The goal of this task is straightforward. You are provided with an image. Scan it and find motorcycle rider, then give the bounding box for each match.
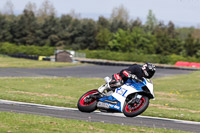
[98,62,156,93]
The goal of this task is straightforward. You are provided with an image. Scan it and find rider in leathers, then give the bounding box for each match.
[98,63,156,93]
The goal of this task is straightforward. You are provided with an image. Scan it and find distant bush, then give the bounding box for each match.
[1,42,200,64]
[79,50,200,64]
[0,42,54,56]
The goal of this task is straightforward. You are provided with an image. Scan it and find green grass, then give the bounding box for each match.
[145,71,200,121]
[0,77,102,108]
[0,71,200,121]
[0,112,191,133]
[0,55,81,68]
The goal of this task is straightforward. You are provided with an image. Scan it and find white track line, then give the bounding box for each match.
[0,99,200,125]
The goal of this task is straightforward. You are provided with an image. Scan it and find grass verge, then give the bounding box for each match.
[0,55,81,68]
[0,112,191,133]
[0,72,199,121]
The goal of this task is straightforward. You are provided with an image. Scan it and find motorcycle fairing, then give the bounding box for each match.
[125,79,146,91]
[98,95,121,111]
[99,79,147,112]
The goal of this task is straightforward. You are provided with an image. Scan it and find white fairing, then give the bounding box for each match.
[144,78,155,98]
[111,78,154,112]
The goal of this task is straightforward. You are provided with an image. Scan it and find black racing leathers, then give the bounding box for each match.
[109,64,144,88]
[119,64,144,83]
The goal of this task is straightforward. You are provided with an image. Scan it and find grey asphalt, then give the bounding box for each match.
[0,100,199,133]
[0,64,192,78]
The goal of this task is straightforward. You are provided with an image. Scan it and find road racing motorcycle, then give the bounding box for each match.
[77,77,154,117]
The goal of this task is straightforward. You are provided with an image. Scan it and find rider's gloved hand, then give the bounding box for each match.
[129,74,142,82]
[127,73,135,79]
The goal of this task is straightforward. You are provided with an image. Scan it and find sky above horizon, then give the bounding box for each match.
[0,0,200,28]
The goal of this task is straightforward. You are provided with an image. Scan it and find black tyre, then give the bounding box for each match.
[123,95,149,117]
[77,89,98,112]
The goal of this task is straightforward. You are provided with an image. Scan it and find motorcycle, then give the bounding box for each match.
[77,76,155,117]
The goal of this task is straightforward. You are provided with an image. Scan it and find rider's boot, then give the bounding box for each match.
[98,83,110,94]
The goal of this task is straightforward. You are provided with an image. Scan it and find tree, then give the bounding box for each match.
[111,4,129,23]
[11,10,39,45]
[145,9,158,32]
[97,16,110,29]
[95,28,112,49]
[3,0,14,15]
[108,29,133,52]
[37,0,56,23]
[130,18,142,30]
[24,1,37,14]
[65,18,82,49]
[69,10,81,19]
[191,29,200,39]
[154,22,182,55]
[0,14,13,41]
[184,34,198,56]
[110,5,129,32]
[167,21,177,38]
[176,27,194,40]
[40,15,61,46]
[195,39,200,58]
[74,19,98,50]
[131,27,157,54]
[56,15,73,48]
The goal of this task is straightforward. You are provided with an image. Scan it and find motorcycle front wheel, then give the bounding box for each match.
[123,95,149,117]
[77,89,98,112]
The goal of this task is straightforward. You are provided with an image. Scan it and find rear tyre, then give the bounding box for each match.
[123,95,149,117]
[77,89,98,112]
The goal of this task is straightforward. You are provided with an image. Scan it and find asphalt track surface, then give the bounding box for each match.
[0,100,199,133]
[0,64,192,78]
[0,65,199,132]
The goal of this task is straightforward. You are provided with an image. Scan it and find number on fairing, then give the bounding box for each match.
[116,88,127,97]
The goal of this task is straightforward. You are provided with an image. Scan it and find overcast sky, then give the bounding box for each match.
[0,0,200,27]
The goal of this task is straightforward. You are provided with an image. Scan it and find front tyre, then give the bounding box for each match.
[77,89,98,112]
[123,95,149,117]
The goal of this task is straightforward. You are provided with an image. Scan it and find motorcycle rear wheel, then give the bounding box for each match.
[123,95,149,117]
[77,89,98,112]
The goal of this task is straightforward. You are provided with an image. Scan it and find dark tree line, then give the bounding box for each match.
[0,1,200,58]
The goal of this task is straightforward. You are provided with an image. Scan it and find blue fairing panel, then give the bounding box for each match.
[99,95,121,111]
[125,79,146,91]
